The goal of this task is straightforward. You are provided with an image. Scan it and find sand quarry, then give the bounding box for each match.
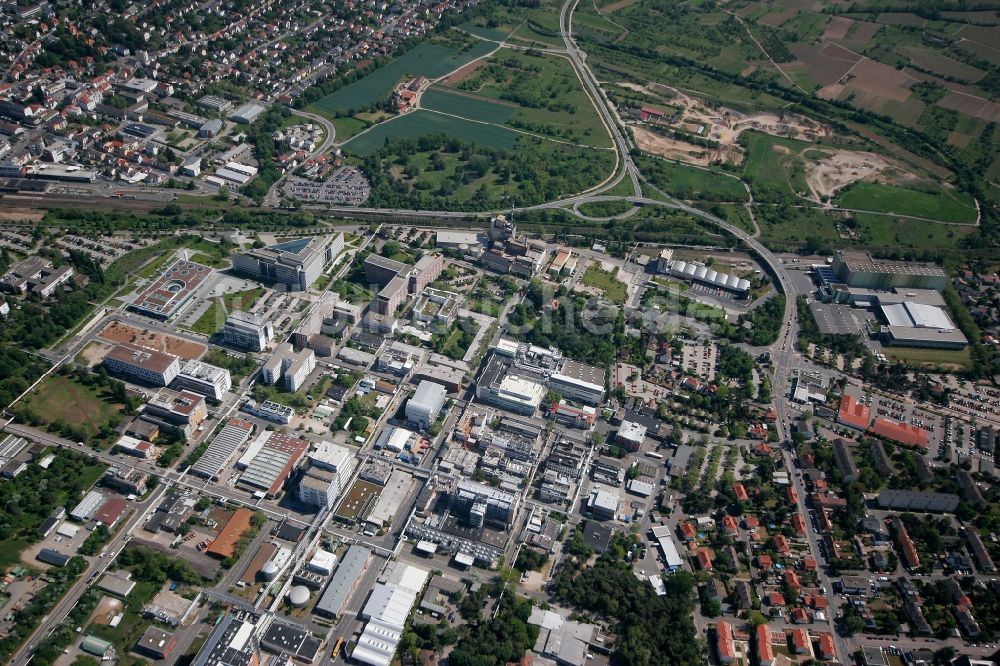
[804,148,911,199]
[621,82,832,164]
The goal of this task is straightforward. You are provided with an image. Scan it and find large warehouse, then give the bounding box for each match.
[878,301,968,349]
[830,251,948,291]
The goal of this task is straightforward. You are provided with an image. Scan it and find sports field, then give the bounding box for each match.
[835,182,978,224]
[308,41,497,116]
[343,110,521,155]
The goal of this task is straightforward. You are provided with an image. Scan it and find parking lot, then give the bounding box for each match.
[281,166,370,205]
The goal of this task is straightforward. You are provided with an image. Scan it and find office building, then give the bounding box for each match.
[588,489,619,520]
[261,342,316,392]
[406,380,447,429]
[0,256,74,297]
[364,254,408,287]
[374,275,408,316]
[231,234,344,291]
[222,311,274,351]
[241,399,294,424]
[451,480,517,527]
[104,343,182,386]
[297,442,356,509]
[616,420,646,453]
[145,388,207,425]
[408,253,444,294]
[173,360,232,401]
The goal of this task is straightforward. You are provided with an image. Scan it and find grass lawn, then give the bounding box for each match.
[582,264,628,304]
[853,212,972,253]
[135,250,177,279]
[190,288,264,335]
[189,252,231,269]
[21,375,124,438]
[882,346,972,371]
[638,157,749,201]
[0,539,32,570]
[332,116,369,142]
[740,131,813,200]
[836,182,978,224]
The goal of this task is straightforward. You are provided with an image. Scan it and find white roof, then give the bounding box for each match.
[905,302,955,329]
[362,583,418,629]
[309,549,336,572]
[694,266,708,280]
[705,270,718,283]
[383,427,412,452]
[671,261,687,275]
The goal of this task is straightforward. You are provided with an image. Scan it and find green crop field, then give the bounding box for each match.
[836,182,978,224]
[308,41,497,116]
[421,88,517,124]
[343,110,521,155]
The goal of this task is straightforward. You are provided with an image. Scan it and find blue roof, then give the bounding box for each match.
[269,237,312,254]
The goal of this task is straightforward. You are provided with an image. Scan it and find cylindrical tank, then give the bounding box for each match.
[288,585,310,607]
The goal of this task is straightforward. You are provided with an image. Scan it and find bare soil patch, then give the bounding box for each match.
[804,149,911,199]
[0,208,44,222]
[99,320,207,359]
[78,340,114,367]
[938,91,1000,122]
[441,59,487,86]
[836,59,913,102]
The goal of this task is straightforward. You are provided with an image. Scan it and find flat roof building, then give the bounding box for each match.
[314,544,371,618]
[104,343,182,387]
[832,251,949,291]
[452,479,517,527]
[134,626,177,660]
[406,380,447,429]
[229,102,266,124]
[129,259,211,320]
[260,342,316,392]
[223,311,274,351]
[231,234,344,291]
[877,489,959,512]
[173,359,232,401]
[0,256,74,297]
[190,418,254,479]
[144,388,208,427]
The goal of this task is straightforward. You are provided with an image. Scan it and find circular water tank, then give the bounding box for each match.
[288,586,310,607]
[261,561,279,581]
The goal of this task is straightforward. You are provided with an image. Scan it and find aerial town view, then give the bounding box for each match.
[0,0,1000,664]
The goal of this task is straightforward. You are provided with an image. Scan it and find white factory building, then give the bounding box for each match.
[405,381,447,429]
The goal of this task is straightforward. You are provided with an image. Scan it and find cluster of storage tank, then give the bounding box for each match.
[670,261,750,293]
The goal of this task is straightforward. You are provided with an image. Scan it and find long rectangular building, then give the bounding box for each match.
[190,418,254,480]
[314,544,371,618]
[104,343,182,386]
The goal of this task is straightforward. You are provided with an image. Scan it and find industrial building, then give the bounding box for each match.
[406,380,447,429]
[231,234,344,291]
[173,359,232,401]
[134,627,178,661]
[190,611,261,666]
[222,311,274,351]
[261,342,316,392]
[617,420,647,452]
[549,360,606,406]
[129,258,211,320]
[451,480,518,527]
[667,260,750,295]
[353,564,430,666]
[314,544,371,618]
[104,343,182,387]
[651,524,683,571]
[237,431,309,498]
[229,102,266,124]
[190,418,254,479]
[829,251,949,291]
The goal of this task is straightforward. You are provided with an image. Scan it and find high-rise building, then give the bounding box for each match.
[222,311,274,351]
[451,480,517,527]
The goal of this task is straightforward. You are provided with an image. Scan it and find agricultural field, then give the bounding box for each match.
[462,0,566,48]
[306,37,497,118]
[431,48,612,148]
[343,110,520,155]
